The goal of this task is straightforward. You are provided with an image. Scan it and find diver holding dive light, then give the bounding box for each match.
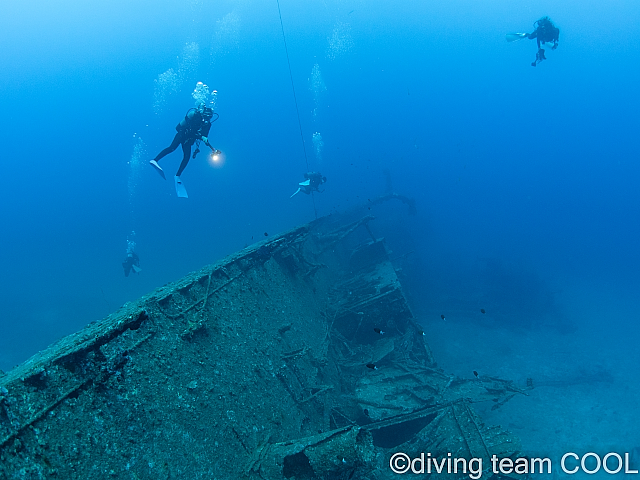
[150,98,221,198]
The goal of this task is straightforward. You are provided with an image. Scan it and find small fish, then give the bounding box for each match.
[373,328,385,335]
[473,371,479,378]
[480,309,486,314]
[264,232,268,237]
[366,363,377,370]
[440,314,446,320]
[418,329,425,336]
[363,408,370,417]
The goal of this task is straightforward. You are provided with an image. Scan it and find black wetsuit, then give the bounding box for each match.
[527,17,559,66]
[303,172,326,194]
[122,252,140,277]
[153,108,213,176]
[528,21,559,49]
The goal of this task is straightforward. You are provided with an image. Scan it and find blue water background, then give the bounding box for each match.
[1,0,639,465]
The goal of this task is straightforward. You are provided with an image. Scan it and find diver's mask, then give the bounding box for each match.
[202,106,214,119]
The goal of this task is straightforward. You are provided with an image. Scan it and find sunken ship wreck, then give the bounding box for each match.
[0,197,527,479]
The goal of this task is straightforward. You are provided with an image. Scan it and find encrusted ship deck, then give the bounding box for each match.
[0,203,527,480]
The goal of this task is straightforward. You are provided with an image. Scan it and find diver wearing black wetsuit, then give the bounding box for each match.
[527,17,559,66]
[303,172,327,194]
[150,105,216,178]
[290,172,327,198]
[122,252,140,277]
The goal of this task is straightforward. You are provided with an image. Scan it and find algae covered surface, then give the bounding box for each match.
[0,208,523,479]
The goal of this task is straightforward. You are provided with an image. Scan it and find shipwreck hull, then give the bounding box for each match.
[0,207,524,479]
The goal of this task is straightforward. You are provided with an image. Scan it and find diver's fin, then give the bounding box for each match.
[150,160,166,180]
[131,265,142,274]
[290,187,301,198]
[175,176,188,198]
[506,33,528,42]
[291,179,311,198]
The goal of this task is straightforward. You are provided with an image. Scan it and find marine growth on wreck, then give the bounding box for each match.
[0,201,527,480]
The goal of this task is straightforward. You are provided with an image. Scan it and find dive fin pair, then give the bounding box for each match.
[506,33,528,42]
[149,160,188,198]
[290,179,311,198]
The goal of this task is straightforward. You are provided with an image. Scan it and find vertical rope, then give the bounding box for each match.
[276,0,318,219]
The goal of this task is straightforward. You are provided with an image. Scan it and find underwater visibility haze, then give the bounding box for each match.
[1,0,640,473]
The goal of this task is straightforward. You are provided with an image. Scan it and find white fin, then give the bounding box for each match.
[290,187,301,198]
[175,176,188,198]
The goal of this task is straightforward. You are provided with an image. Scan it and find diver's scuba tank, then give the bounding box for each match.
[175,108,199,132]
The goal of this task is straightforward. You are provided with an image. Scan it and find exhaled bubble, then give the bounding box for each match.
[192,81,217,109]
[178,42,200,81]
[309,63,327,95]
[313,132,324,164]
[126,231,136,255]
[211,12,241,66]
[309,63,327,119]
[327,22,354,60]
[153,42,201,115]
[128,137,145,201]
[153,68,179,115]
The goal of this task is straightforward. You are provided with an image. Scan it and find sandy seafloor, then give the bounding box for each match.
[421,277,640,480]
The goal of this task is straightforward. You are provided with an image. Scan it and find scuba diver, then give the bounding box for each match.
[506,17,559,67]
[122,234,141,277]
[150,104,221,198]
[122,251,141,277]
[290,172,327,198]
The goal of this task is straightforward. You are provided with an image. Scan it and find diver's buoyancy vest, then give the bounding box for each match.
[176,108,202,133]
